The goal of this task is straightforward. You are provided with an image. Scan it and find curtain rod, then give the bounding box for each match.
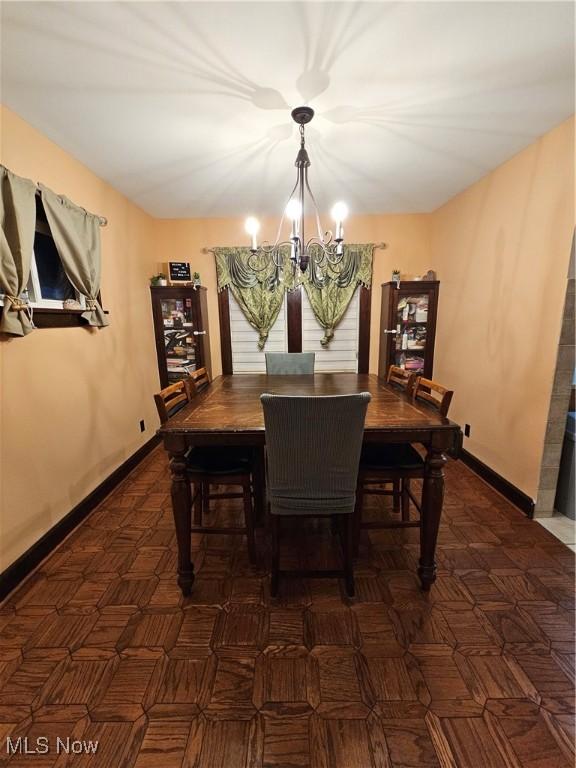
[34,187,107,227]
[201,242,387,254]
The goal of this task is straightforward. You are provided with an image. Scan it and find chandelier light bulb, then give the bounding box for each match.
[245,217,260,236]
[245,216,260,250]
[331,201,349,223]
[285,199,302,221]
[331,201,348,241]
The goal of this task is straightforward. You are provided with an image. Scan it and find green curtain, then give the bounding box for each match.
[214,246,297,350]
[40,185,108,327]
[0,166,37,336]
[302,243,374,346]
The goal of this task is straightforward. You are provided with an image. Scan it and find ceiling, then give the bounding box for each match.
[1,2,574,218]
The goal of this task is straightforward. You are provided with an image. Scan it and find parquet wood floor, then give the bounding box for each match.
[0,447,574,767]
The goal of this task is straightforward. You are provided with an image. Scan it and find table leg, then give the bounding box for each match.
[169,450,194,596]
[418,445,447,591]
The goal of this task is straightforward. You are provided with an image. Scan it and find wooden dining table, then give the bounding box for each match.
[158,373,462,596]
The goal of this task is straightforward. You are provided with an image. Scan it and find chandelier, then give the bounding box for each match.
[244,106,349,289]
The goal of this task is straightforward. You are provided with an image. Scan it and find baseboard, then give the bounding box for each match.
[0,434,161,603]
[459,448,535,518]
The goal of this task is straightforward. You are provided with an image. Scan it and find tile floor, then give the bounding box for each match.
[537,514,576,553]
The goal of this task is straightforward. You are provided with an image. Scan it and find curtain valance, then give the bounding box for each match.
[214,243,374,349]
[214,246,297,350]
[302,243,374,346]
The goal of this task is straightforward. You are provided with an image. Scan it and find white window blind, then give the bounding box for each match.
[229,292,288,373]
[302,288,360,372]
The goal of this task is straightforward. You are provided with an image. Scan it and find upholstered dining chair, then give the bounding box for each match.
[354,375,454,554]
[261,392,370,597]
[265,352,315,374]
[154,380,257,562]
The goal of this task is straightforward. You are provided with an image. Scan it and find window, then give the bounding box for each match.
[26,199,84,309]
[229,292,288,373]
[0,197,88,324]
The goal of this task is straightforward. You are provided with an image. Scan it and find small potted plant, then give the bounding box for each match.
[150,273,168,286]
[193,271,201,288]
[392,269,401,287]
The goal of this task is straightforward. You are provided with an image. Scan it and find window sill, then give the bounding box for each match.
[0,306,109,330]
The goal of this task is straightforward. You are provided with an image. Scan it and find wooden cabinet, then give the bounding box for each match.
[378,281,439,380]
[150,286,211,388]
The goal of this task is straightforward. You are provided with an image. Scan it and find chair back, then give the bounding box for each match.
[154,381,190,424]
[413,376,453,417]
[265,352,315,375]
[261,393,371,515]
[188,366,210,393]
[386,365,416,395]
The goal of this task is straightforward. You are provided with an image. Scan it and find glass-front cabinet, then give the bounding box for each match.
[150,286,211,388]
[378,281,439,380]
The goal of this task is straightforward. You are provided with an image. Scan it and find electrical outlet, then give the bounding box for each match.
[139,419,145,433]
[464,423,471,437]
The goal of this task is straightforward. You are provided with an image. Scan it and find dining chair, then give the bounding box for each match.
[374,365,418,510]
[265,352,315,374]
[387,364,417,395]
[261,392,370,597]
[154,380,257,562]
[187,366,210,394]
[354,375,454,553]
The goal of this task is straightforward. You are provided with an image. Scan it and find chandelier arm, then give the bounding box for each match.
[306,236,346,268]
[304,168,325,242]
[272,175,300,248]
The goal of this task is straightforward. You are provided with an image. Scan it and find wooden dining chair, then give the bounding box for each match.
[386,364,416,395]
[261,392,370,597]
[187,366,210,394]
[412,376,453,417]
[154,379,257,562]
[265,352,315,374]
[354,375,454,553]
[379,365,418,508]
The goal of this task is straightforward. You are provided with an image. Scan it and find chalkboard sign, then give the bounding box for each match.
[168,262,191,282]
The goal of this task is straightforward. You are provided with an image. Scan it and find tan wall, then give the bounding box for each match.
[430,117,575,499]
[0,106,160,570]
[153,213,432,377]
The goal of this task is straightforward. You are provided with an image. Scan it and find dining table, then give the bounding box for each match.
[158,373,462,596]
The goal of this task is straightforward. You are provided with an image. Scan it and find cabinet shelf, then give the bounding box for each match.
[379,280,439,380]
[151,285,211,389]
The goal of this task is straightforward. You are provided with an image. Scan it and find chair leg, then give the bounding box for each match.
[401,479,410,521]
[392,478,400,512]
[344,514,355,598]
[271,515,280,597]
[243,479,256,565]
[353,480,363,557]
[193,483,202,527]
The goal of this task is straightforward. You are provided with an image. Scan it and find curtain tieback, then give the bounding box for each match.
[5,295,35,327]
[6,296,28,311]
[86,298,98,310]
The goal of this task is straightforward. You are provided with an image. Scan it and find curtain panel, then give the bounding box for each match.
[0,166,37,336]
[40,185,108,327]
[302,243,374,346]
[214,246,297,350]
